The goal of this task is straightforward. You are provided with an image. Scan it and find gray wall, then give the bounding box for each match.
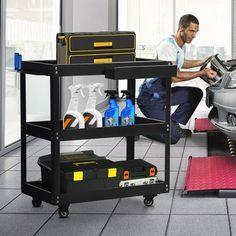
[61,0,117,114]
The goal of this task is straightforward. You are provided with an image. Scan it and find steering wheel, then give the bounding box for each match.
[199,55,214,84]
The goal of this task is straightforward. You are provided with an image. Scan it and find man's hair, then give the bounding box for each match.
[178,14,199,28]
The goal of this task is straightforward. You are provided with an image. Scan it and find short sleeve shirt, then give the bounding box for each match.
[156,35,186,69]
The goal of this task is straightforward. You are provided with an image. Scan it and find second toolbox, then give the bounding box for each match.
[56,31,136,64]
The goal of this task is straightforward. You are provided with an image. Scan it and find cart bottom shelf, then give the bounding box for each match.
[22,180,168,205]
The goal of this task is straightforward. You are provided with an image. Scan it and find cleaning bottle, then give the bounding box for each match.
[121,90,135,126]
[83,83,104,128]
[63,84,85,129]
[104,90,119,127]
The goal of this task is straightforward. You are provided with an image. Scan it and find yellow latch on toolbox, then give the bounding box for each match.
[108,168,117,178]
[58,35,65,40]
[73,171,83,181]
[94,58,112,63]
[94,42,113,47]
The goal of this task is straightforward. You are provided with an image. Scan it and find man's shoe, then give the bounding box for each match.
[174,122,192,138]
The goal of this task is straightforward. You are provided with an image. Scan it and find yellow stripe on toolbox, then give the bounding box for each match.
[94,42,113,47]
[73,161,97,166]
[108,168,117,178]
[73,171,83,181]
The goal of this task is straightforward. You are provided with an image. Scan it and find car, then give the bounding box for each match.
[203,54,236,140]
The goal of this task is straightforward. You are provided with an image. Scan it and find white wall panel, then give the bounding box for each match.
[61,0,117,114]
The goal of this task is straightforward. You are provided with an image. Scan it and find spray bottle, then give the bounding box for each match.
[83,83,104,128]
[104,90,119,127]
[121,90,135,126]
[63,84,85,129]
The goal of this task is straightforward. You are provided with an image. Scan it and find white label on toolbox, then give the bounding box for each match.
[119,176,158,188]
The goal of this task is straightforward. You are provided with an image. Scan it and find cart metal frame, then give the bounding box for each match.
[20,59,176,209]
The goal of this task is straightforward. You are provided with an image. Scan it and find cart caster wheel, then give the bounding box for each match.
[144,197,154,207]
[32,199,42,208]
[58,205,69,218]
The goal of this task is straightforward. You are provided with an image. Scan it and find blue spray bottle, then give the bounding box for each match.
[104,90,119,127]
[121,90,135,126]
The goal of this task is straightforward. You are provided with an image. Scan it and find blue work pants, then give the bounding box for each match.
[137,82,203,144]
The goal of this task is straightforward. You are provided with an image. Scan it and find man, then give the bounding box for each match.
[137,14,217,144]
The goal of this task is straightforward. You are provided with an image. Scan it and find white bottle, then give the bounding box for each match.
[83,83,104,128]
[63,84,85,129]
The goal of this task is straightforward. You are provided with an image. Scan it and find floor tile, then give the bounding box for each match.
[172,191,227,214]
[101,214,168,236]
[175,171,186,190]
[114,191,173,215]
[0,189,20,210]
[27,138,50,146]
[227,198,236,214]
[167,215,230,236]
[183,146,208,158]
[4,145,47,157]
[108,144,149,158]
[10,155,41,171]
[0,171,41,189]
[0,214,51,236]
[172,137,186,147]
[119,136,152,147]
[2,148,21,157]
[32,145,79,157]
[145,157,181,171]
[60,139,88,146]
[0,156,20,171]
[36,214,109,236]
[1,194,57,214]
[107,156,129,161]
[229,215,236,235]
[145,145,184,158]
[0,171,21,189]
[180,156,191,171]
[84,137,122,146]
[158,171,178,190]
[69,199,119,214]
[185,133,207,147]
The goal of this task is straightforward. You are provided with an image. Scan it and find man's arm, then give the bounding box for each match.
[171,68,216,82]
[182,58,209,68]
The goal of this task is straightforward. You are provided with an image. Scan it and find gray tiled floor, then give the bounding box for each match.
[0,101,235,235]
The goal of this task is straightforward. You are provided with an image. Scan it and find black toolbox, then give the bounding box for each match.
[56,31,136,64]
[38,151,123,193]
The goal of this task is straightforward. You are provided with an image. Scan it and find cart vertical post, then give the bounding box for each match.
[20,72,27,189]
[50,66,61,204]
[164,76,171,191]
[126,78,136,160]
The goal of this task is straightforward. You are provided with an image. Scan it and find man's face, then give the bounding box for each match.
[180,22,199,44]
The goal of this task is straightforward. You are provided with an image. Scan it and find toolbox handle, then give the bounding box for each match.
[93,42,113,48]
[94,58,113,63]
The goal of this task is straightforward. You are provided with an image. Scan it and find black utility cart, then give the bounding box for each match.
[20,60,176,217]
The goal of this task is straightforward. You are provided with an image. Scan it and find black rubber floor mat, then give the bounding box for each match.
[207,131,231,156]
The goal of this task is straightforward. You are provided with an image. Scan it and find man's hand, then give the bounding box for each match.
[203,68,217,80]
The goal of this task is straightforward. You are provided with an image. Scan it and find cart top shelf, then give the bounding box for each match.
[21,59,177,79]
